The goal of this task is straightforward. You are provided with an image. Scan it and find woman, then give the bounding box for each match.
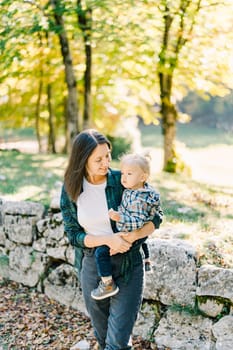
[60,129,163,350]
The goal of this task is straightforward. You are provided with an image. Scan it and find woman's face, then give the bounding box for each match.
[86,143,111,178]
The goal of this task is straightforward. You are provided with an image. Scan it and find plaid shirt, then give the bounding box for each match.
[116,183,162,232]
[60,168,163,281]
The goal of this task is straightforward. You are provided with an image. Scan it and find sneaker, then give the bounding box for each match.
[91,280,119,300]
[145,261,151,272]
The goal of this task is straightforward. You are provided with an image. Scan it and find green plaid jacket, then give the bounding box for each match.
[60,168,163,281]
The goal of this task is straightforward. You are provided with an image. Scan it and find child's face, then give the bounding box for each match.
[120,163,147,190]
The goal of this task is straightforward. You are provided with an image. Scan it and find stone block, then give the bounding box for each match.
[197,265,233,303]
[143,239,197,307]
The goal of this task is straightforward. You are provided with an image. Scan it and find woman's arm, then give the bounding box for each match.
[60,185,86,248]
[118,221,155,244]
[61,185,131,253]
[84,234,132,253]
[109,222,155,255]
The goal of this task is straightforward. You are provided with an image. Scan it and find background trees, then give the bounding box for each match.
[1,0,233,169]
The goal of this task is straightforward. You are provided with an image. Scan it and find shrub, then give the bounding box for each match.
[107,135,131,160]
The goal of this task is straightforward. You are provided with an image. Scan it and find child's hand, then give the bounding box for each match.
[108,208,121,222]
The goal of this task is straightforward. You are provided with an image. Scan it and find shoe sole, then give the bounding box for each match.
[91,286,119,300]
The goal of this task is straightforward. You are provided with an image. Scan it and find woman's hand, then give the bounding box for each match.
[84,221,155,253]
[117,231,137,244]
[84,232,132,250]
[118,221,155,244]
[107,234,132,254]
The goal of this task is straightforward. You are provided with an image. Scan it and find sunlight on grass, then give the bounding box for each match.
[0,151,67,207]
[151,169,233,268]
[2,185,43,202]
[189,145,233,187]
[42,156,67,169]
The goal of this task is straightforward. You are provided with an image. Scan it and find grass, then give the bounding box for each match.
[151,172,233,268]
[0,124,233,268]
[0,127,36,142]
[140,123,233,148]
[0,150,67,208]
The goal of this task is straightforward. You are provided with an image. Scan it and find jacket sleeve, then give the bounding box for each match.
[60,185,86,248]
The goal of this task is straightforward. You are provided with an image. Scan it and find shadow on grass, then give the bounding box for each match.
[157,185,207,223]
[155,172,227,225]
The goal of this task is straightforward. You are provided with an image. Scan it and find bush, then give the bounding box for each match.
[107,135,131,160]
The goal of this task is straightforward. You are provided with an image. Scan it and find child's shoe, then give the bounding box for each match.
[145,261,151,272]
[91,280,119,300]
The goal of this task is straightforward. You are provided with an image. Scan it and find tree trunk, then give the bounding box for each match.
[62,96,68,153]
[157,0,202,172]
[77,2,92,129]
[35,77,43,153]
[35,33,43,153]
[47,83,56,153]
[51,0,79,152]
[83,39,92,129]
[162,107,176,169]
[159,72,177,171]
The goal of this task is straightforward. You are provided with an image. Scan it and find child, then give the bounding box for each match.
[91,153,163,300]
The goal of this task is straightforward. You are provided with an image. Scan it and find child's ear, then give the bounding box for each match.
[141,172,148,182]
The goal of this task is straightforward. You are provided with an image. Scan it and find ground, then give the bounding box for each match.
[0,279,154,350]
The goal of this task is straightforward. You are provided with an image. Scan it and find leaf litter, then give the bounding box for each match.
[0,279,154,349]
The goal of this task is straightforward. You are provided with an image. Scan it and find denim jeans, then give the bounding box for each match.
[80,250,144,350]
[95,245,112,277]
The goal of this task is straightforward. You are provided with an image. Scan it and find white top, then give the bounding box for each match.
[77,177,113,236]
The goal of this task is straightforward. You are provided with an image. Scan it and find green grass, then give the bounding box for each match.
[140,123,233,148]
[0,127,36,142]
[0,150,67,208]
[149,171,233,268]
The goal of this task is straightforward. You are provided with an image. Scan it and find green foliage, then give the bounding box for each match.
[180,92,233,130]
[107,135,131,160]
[197,296,232,320]
[1,0,233,133]
[30,251,36,264]
[169,303,200,316]
[0,255,9,267]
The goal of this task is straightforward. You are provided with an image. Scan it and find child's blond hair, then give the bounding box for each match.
[120,153,151,175]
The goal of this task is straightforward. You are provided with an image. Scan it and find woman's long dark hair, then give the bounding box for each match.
[64,129,111,201]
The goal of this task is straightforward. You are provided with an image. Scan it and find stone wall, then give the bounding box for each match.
[0,198,233,350]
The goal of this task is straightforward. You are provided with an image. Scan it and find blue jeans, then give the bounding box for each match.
[95,245,112,277]
[80,250,144,350]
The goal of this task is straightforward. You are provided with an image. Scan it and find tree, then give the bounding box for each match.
[150,0,233,171]
[77,0,92,129]
[156,0,202,171]
[1,0,233,161]
[106,0,233,171]
[50,0,80,151]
